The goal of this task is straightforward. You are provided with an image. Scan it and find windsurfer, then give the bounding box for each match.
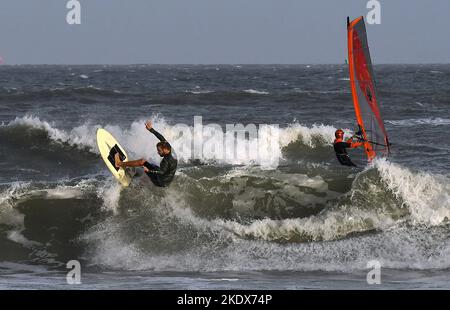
[333,129,364,167]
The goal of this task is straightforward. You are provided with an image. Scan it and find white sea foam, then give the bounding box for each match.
[0,182,29,227]
[386,118,450,127]
[374,158,450,225]
[243,89,269,95]
[185,90,214,95]
[95,178,124,214]
[7,230,41,247]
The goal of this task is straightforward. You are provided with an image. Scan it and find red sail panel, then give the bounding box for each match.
[347,16,389,160]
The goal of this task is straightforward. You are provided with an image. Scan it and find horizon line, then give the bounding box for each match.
[1,62,450,66]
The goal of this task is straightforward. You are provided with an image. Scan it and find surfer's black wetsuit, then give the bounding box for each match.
[143,128,178,187]
[333,140,358,167]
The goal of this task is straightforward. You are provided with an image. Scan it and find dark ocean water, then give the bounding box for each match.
[0,65,449,289]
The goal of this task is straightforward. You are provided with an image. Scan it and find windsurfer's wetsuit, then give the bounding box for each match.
[333,137,363,167]
[143,128,177,187]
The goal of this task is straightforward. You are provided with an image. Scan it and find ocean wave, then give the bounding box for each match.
[1,157,450,272]
[172,89,270,100]
[217,159,450,242]
[386,118,450,127]
[0,85,135,101]
[0,178,98,209]
[215,207,394,243]
[81,165,450,271]
[374,158,450,225]
[82,225,450,272]
[293,88,348,95]
[0,182,30,224]
[0,178,104,263]
[0,115,338,167]
[185,90,214,95]
[243,89,270,95]
[0,115,100,153]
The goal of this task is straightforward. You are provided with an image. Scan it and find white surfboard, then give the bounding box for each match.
[96,128,133,187]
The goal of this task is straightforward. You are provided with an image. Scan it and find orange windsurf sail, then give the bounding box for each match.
[347,16,390,161]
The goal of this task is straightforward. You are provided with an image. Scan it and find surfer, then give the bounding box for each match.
[333,129,364,167]
[115,121,178,187]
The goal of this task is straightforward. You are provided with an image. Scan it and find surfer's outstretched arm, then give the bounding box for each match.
[145,121,170,144]
[149,128,167,142]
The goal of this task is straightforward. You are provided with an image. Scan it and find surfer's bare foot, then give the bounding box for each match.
[114,153,122,168]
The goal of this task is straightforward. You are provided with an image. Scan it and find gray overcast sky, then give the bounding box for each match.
[0,0,449,64]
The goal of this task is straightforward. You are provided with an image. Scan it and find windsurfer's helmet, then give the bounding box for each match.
[335,129,344,138]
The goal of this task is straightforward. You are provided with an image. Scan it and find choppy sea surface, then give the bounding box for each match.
[0,65,449,289]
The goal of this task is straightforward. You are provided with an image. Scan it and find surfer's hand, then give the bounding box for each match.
[145,121,153,130]
[144,166,149,173]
